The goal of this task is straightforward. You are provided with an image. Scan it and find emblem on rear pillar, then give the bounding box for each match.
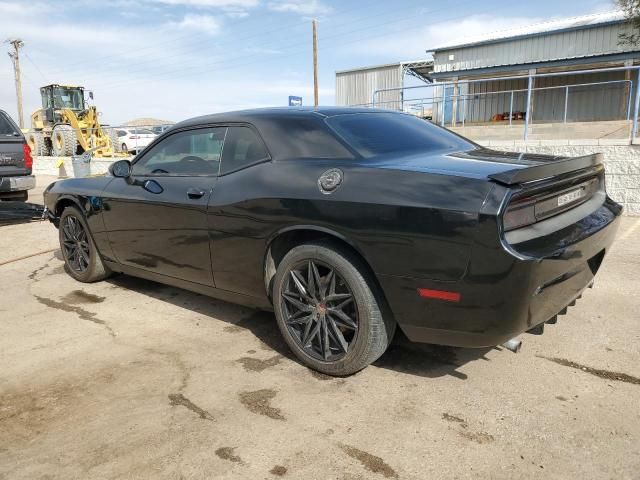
[318,168,343,194]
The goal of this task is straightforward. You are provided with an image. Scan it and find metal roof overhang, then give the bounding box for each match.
[428,52,640,80]
[401,60,434,82]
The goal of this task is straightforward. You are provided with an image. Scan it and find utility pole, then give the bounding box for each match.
[6,39,24,128]
[312,20,319,107]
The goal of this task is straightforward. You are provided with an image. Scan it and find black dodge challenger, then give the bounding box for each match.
[43,107,621,375]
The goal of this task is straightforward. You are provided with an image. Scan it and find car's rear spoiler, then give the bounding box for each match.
[488,153,603,186]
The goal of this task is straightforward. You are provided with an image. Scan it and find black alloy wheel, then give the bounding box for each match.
[281,259,359,362]
[61,214,91,273]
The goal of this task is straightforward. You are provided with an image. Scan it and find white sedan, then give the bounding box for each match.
[115,128,157,153]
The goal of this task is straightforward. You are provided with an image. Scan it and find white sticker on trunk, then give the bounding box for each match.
[557,188,584,207]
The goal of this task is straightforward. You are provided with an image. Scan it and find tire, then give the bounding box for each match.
[59,206,111,283]
[273,242,395,376]
[52,124,77,157]
[26,131,47,156]
[121,143,128,154]
[108,129,122,153]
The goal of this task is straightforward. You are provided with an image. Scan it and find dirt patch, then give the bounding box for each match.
[339,444,398,479]
[48,265,65,276]
[34,295,115,337]
[239,389,284,420]
[168,393,214,421]
[442,413,468,428]
[538,356,640,385]
[270,465,287,476]
[28,262,49,280]
[215,446,243,464]
[458,430,495,444]
[236,355,282,372]
[61,290,105,305]
[0,369,116,445]
[442,412,492,443]
[556,395,569,401]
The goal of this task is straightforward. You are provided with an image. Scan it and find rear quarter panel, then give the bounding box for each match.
[208,158,492,297]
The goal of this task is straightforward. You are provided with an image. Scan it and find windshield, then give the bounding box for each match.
[326,112,473,159]
[52,87,84,110]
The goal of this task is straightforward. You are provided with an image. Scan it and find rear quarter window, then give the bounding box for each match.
[258,115,354,160]
[220,126,269,174]
[327,112,473,158]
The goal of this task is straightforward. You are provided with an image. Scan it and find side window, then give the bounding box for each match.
[132,127,226,176]
[220,126,269,175]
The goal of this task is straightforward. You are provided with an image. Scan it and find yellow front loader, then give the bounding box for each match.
[26,84,123,158]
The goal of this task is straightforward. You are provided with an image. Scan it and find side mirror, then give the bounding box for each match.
[109,159,131,178]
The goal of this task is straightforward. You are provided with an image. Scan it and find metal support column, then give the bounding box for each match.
[441,86,446,127]
[524,73,534,141]
[462,94,466,127]
[509,91,514,127]
[563,86,569,123]
[633,69,640,139]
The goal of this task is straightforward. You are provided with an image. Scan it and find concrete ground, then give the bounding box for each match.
[1,191,639,479]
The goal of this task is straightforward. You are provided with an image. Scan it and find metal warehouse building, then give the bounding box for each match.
[335,11,640,135]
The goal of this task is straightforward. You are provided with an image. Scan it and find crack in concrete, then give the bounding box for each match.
[33,295,116,337]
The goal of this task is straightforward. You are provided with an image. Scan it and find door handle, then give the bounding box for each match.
[187,188,206,199]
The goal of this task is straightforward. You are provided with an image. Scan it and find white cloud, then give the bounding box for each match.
[0,1,51,15]
[146,0,259,8]
[226,10,249,18]
[169,13,222,34]
[343,14,544,60]
[267,0,331,16]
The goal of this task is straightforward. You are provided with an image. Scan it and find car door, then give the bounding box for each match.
[206,125,272,296]
[102,126,226,286]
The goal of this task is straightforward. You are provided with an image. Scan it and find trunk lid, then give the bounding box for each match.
[366,147,580,181]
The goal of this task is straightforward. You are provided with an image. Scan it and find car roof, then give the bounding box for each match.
[173,106,402,129]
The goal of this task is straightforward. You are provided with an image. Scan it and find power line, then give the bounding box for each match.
[37,0,440,85]
[97,0,482,91]
[23,51,48,82]
[37,1,373,78]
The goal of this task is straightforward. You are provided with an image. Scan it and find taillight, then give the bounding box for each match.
[22,143,33,169]
[503,201,536,231]
[503,176,600,232]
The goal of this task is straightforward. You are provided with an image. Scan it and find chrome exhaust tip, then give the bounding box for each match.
[502,338,522,353]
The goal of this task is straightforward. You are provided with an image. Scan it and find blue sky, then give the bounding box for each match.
[0,0,614,124]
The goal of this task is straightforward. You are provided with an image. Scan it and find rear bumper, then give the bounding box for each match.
[379,197,622,347]
[0,175,35,192]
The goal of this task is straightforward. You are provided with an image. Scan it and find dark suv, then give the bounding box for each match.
[0,110,34,201]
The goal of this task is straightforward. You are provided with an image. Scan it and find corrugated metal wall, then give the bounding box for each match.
[447,71,631,123]
[335,64,403,109]
[433,22,636,73]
